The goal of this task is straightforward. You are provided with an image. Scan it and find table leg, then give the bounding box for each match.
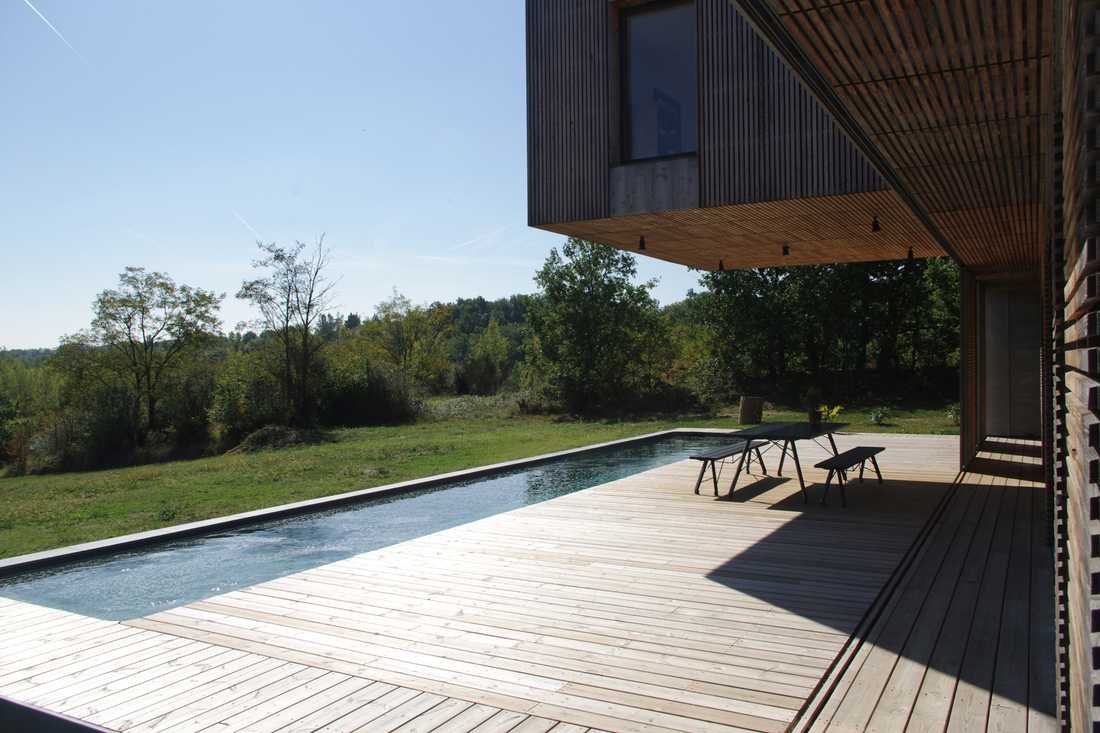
[777,440,788,475]
[710,461,720,496]
[790,439,806,496]
[755,447,767,475]
[871,455,884,483]
[726,447,750,498]
[693,461,707,495]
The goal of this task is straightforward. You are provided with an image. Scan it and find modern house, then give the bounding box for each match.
[528,0,1087,729]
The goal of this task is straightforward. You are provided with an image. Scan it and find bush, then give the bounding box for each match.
[946,403,961,426]
[318,339,419,427]
[869,406,891,425]
[229,425,334,453]
[208,350,287,450]
[423,394,521,420]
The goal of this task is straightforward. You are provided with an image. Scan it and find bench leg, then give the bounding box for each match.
[870,455,884,484]
[755,447,767,475]
[693,461,707,495]
[821,469,832,506]
[711,461,720,496]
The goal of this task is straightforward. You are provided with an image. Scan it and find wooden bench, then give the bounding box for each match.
[814,446,885,507]
[690,440,768,496]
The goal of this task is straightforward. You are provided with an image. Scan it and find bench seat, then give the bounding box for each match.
[813,447,885,506]
[690,439,769,496]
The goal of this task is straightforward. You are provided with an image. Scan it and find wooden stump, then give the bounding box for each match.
[738,396,763,424]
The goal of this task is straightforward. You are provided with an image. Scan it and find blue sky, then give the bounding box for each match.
[0,0,700,349]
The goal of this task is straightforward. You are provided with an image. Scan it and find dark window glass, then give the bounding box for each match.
[623,1,697,161]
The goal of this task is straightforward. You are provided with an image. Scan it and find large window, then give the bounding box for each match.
[622,1,697,161]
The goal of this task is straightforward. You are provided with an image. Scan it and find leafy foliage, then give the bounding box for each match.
[65,267,222,443]
[0,245,962,477]
[524,239,671,414]
[237,237,334,427]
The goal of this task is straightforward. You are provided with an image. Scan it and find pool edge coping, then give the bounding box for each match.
[0,427,738,577]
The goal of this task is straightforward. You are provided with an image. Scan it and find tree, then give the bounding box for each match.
[237,237,335,426]
[68,267,221,442]
[525,238,667,413]
[369,291,453,394]
[465,319,510,395]
[344,312,362,330]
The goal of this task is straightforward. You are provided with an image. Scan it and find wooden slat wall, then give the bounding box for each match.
[526,0,609,227]
[698,0,883,207]
[1057,0,1098,729]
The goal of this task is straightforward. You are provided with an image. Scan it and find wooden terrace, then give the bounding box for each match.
[0,433,1055,732]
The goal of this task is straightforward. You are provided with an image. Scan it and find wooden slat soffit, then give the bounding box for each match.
[745,0,1053,273]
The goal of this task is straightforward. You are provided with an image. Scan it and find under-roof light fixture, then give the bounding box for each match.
[871,216,881,233]
[638,235,646,251]
[718,259,725,272]
[782,243,790,257]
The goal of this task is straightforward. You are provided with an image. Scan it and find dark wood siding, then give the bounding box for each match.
[526,0,609,227]
[697,0,884,207]
[1057,0,1097,728]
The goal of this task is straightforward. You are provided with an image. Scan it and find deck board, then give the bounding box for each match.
[0,432,1057,731]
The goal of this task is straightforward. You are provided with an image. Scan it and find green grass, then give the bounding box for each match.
[0,403,958,560]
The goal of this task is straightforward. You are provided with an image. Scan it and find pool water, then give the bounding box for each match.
[0,433,732,620]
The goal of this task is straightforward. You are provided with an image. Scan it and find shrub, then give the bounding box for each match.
[423,394,520,420]
[946,403,961,426]
[870,406,891,425]
[319,339,419,427]
[229,425,335,453]
[208,350,287,449]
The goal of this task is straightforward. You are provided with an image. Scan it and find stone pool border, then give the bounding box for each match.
[0,427,737,578]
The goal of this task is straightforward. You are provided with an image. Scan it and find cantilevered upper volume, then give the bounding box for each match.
[525,0,945,269]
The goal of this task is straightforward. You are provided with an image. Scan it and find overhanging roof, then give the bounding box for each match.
[732,0,1053,274]
[538,190,942,270]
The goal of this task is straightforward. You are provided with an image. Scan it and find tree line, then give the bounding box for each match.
[0,237,959,475]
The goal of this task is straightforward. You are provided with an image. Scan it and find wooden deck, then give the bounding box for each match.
[0,433,1056,732]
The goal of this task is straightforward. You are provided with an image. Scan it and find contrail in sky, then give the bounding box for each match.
[449,224,514,252]
[232,211,266,241]
[21,0,89,65]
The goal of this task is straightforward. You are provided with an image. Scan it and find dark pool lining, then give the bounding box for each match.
[0,428,734,579]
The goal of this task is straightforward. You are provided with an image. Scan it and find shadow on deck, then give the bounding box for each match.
[703,437,1055,732]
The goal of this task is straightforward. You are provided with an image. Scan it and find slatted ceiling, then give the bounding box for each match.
[698,0,884,207]
[537,190,941,269]
[526,0,609,227]
[758,0,1051,272]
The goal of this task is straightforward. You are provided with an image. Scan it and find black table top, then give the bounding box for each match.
[729,421,848,441]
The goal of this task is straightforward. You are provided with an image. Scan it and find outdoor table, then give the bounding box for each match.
[723,421,848,500]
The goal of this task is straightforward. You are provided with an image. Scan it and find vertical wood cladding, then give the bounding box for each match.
[527,0,885,228]
[526,0,609,226]
[697,0,884,207]
[1058,0,1099,728]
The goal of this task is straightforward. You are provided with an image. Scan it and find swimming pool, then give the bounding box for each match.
[0,433,732,620]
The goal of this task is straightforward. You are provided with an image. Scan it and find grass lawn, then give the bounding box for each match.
[0,402,958,560]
